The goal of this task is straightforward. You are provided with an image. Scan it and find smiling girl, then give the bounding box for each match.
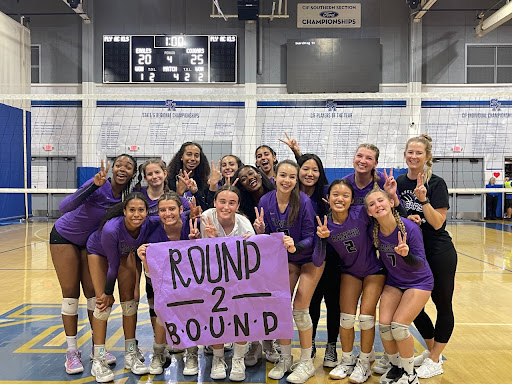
[255,145,278,182]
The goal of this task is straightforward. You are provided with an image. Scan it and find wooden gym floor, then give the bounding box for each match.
[0,220,511,384]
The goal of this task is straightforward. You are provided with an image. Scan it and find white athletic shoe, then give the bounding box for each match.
[183,348,199,376]
[372,353,391,375]
[124,351,149,375]
[262,340,280,363]
[416,357,444,378]
[166,345,185,354]
[229,356,246,381]
[91,357,115,383]
[286,359,315,384]
[413,350,430,367]
[348,359,371,383]
[394,370,419,384]
[244,342,262,366]
[369,347,376,363]
[149,348,165,375]
[379,365,403,384]
[210,356,227,380]
[268,355,293,380]
[323,342,338,368]
[328,355,356,379]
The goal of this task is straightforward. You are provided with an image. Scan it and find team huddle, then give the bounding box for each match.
[49,133,457,384]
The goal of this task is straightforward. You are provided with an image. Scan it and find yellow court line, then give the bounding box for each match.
[45,325,86,347]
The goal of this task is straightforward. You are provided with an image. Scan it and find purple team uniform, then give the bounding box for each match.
[55,178,120,247]
[326,205,383,278]
[258,190,316,264]
[343,171,388,206]
[138,186,190,216]
[87,216,156,295]
[375,218,433,291]
[146,212,192,243]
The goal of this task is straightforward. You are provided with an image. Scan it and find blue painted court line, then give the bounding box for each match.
[0,240,48,255]
[457,251,512,273]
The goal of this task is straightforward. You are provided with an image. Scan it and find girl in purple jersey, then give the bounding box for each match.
[134,158,191,215]
[364,188,433,384]
[396,134,458,379]
[254,160,320,384]
[167,142,211,211]
[49,155,136,375]
[279,132,340,365]
[199,185,255,382]
[315,179,385,384]
[137,192,200,376]
[255,145,278,182]
[87,193,154,382]
[207,154,243,207]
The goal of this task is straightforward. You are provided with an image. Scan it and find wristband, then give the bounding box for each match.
[418,198,430,206]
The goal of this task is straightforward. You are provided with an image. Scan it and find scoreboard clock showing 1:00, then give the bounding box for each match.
[103,35,237,83]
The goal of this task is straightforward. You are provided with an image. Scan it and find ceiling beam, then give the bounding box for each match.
[61,0,90,23]
[413,0,437,23]
[476,1,512,38]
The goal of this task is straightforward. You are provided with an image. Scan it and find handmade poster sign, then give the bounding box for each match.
[146,233,294,348]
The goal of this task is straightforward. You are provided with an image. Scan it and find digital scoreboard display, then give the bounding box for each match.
[103,35,237,83]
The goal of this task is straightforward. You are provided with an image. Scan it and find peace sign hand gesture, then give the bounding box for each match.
[394,231,409,257]
[189,196,202,220]
[202,216,219,238]
[278,131,302,157]
[383,168,397,196]
[94,159,110,187]
[189,218,200,239]
[253,207,265,234]
[316,215,330,238]
[413,173,427,202]
[209,160,222,187]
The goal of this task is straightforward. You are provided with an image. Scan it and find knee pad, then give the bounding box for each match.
[379,324,393,341]
[340,313,356,329]
[293,309,313,331]
[121,300,138,316]
[149,308,157,318]
[358,314,375,331]
[61,298,79,316]
[87,297,96,312]
[391,322,410,341]
[93,306,111,321]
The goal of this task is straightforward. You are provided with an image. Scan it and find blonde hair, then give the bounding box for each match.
[356,143,381,188]
[405,134,433,183]
[364,188,406,251]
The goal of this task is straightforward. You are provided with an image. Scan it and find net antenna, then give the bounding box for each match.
[212,0,228,21]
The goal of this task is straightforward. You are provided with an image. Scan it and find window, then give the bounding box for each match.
[31,45,41,83]
[466,44,512,84]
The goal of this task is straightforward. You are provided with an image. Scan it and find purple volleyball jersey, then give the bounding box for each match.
[138,186,191,216]
[55,178,120,247]
[343,171,387,206]
[326,205,383,278]
[87,216,156,295]
[146,212,192,243]
[376,218,434,291]
[258,190,316,264]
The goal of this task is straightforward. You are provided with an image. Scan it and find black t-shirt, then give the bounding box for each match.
[396,173,454,254]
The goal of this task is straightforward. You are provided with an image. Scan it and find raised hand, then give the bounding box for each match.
[189,196,202,220]
[189,218,200,239]
[383,168,397,196]
[202,216,219,238]
[136,243,149,262]
[394,231,409,257]
[316,215,330,238]
[413,173,427,202]
[209,160,222,187]
[253,207,265,234]
[176,169,188,195]
[94,159,110,187]
[225,176,239,187]
[278,131,302,157]
[283,235,296,253]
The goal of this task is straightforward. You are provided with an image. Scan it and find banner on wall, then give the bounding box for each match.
[257,100,408,168]
[146,233,294,348]
[297,3,361,28]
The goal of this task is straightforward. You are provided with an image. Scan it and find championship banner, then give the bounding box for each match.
[146,233,294,348]
[297,3,361,28]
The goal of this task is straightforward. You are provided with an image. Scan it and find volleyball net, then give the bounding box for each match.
[0,91,511,220]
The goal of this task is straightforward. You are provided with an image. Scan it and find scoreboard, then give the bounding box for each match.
[103,35,237,83]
